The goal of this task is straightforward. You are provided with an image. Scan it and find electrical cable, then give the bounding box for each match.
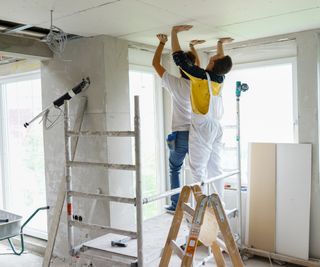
[39,106,64,130]
[45,10,68,56]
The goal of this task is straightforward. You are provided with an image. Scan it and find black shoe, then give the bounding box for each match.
[164,205,176,214]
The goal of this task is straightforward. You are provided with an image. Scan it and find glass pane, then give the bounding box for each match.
[222,62,294,185]
[129,70,160,219]
[1,75,47,235]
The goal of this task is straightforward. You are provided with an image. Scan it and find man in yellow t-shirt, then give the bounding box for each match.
[171,25,233,198]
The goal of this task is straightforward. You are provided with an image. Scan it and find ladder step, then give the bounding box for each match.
[182,203,195,217]
[67,130,135,137]
[68,191,136,204]
[170,240,184,259]
[70,221,137,238]
[182,205,237,221]
[69,161,136,171]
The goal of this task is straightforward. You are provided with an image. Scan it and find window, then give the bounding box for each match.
[129,68,165,219]
[0,71,47,239]
[221,59,296,185]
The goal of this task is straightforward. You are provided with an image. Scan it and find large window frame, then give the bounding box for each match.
[129,64,166,218]
[0,70,48,239]
[221,57,298,185]
[232,57,298,142]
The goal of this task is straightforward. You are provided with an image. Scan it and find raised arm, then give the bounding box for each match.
[171,25,192,53]
[171,26,209,80]
[216,37,234,56]
[152,34,168,78]
[189,39,205,67]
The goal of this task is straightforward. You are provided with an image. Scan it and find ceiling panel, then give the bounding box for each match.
[47,0,187,37]
[121,22,243,49]
[220,8,320,40]
[138,0,319,28]
[0,0,320,47]
[0,0,119,26]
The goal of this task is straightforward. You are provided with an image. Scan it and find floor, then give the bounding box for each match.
[0,242,299,267]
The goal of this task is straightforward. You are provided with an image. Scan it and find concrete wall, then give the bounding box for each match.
[41,35,134,260]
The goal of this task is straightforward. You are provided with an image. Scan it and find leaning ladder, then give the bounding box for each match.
[63,96,143,266]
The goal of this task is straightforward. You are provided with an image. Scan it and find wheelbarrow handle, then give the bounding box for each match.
[21,206,50,231]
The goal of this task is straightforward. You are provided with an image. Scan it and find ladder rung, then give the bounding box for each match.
[183,205,237,220]
[69,161,136,171]
[170,240,184,259]
[182,203,195,217]
[70,221,137,238]
[68,191,135,204]
[67,130,135,137]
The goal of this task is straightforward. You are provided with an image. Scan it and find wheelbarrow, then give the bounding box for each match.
[0,206,49,255]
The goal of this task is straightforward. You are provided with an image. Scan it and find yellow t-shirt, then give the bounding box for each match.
[182,69,223,115]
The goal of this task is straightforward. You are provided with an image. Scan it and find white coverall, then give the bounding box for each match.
[188,72,224,198]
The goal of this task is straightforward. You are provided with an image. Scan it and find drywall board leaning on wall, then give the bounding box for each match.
[247,143,276,252]
[276,144,311,260]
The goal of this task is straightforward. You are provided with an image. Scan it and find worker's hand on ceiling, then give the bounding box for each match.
[218,37,234,44]
[172,25,193,33]
[189,40,206,46]
[156,34,168,43]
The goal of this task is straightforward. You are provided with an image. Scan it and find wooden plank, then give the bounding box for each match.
[244,247,320,267]
[247,143,276,252]
[276,144,312,259]
[42,177,66,267]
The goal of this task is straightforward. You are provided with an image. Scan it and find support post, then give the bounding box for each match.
[64,100,74,255]
[135,96,144,266]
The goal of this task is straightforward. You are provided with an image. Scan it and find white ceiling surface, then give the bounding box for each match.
[1,0,320,48]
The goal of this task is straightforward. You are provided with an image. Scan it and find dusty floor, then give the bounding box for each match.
[0,242,299,267]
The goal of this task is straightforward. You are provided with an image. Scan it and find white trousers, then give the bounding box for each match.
[189,114,224,198]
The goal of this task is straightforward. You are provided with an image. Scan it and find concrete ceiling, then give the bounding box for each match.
[1,0,320,49]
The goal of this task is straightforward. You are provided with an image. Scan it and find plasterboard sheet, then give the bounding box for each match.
[220,8,320,40]
[276,144,311,259]
[247,143,276,252]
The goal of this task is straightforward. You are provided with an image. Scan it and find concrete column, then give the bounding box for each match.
[41,35,133,260]
[296,31,320,259]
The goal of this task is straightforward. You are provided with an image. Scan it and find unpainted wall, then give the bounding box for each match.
[41,35,134,260]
